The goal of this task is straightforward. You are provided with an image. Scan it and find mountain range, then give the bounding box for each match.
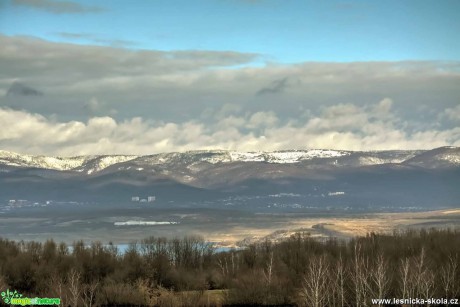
[1,147,459,211]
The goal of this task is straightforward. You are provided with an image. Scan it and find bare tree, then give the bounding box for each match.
[352,243,370,307]
[302,255,329,307]
[263,251,274,285]
[48,273,67,307]
[414,247,426,295]
[217,256,229,276]
[400,257,411,299]
[82,281,99,307]
[336,254,346,307]
[412,247,434,299]
[419,271,435,303]
[231,251,236,276]
[372,254,389,302]
[67,269,81,307]
[217,251,239,279]
[441,254,459,302]
[327,253,346,307]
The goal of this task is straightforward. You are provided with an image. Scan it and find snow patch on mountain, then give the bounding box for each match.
[0,150,89,170]
[0,147,458,175]
[83,156,137,174]
[436,153,460,164]
[268,150,349,163]
[0,150,137,173]
[229,152,264,162]
[227,150,350,164]
[358,157,389,165]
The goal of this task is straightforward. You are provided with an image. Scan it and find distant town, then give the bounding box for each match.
[131,196,156,203]
[0,196,157,213]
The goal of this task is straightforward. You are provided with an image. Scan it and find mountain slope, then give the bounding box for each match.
[0,147,458,210]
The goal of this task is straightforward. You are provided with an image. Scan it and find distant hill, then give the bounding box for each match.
[0,147,459,210]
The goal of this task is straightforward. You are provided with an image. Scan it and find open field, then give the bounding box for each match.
[204,208,460,246]
[1,205,459,247]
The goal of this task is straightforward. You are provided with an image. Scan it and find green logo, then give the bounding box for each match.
[1,289,60,306]
[1,289,22,304]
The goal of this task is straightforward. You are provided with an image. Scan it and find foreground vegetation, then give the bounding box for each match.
[1,228,459,306]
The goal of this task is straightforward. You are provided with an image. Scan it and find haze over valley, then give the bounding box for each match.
[1,146,459,246]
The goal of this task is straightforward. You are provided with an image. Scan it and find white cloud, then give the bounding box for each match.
[1,35,459,126]
[1,36,459,153]
[247,111,279,128]
[441,104,460,122]
[374,98,393,115]
[0,100,458,155]
[83,97,117,116]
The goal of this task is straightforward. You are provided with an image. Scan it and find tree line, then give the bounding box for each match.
[0,228,459,306]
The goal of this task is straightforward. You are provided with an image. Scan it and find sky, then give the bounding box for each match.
[0,0,459,155]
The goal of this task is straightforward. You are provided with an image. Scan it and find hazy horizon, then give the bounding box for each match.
[0,145,457,158]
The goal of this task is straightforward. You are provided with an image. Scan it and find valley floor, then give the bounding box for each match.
[1,205,459,247]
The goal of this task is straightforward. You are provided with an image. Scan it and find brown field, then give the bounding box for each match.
[202,208,460,247]
[1,207,459,248]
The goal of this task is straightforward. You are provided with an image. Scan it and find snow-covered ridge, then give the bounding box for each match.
[126,150,351,166]
[437,153,460,164]
[227,149,350,164]
[0,150,137,172]
[0,150,90,170]
[75,155,138,174]
[0,147,458,174]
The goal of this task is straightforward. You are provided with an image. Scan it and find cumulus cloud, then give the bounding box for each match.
[1,35,459,125]
[374,98,393,115]
[247,111,279,128]
[441,104,460,122]
[0,35,459,153]
[0,99,458,156]
[83,97,117,116]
